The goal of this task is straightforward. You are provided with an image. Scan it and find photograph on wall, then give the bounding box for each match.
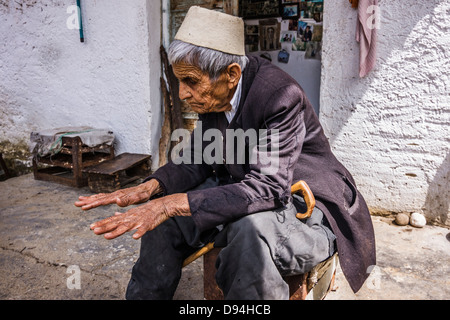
[297,21,313,42]
[281,19,290,31]
[300,0,323,22]
[245,24,260,52]
[239,0,281,19]
[259,19,281,51]
[280,14,301,32]
[311,24,323,42]
[288,19,298,31]
[280,31,297,43]
[305,41,322,59]
[281,3,299,20]
[292,37,306,51]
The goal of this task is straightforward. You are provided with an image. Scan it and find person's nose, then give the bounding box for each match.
[179,82,192,101]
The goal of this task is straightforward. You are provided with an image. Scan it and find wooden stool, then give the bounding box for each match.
[33,136,114,188]
[83,153,151,193]
[201,247,338,300]
[182,180,337,300]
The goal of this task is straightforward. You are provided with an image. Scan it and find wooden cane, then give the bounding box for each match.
[290,180,315,220]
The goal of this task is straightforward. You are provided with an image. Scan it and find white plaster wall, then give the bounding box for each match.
[0,0,162,169]
[320,0,449,225]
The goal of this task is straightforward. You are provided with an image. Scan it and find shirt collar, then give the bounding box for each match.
[225,76,242,123]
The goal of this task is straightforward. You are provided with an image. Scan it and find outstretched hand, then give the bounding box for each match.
[75,179,191,240]
[90,193,190,240]
[74,179,162,210]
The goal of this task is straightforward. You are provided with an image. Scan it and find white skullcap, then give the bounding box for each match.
[174,6,245,56]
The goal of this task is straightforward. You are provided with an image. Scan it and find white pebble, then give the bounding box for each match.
[410,212,426,228]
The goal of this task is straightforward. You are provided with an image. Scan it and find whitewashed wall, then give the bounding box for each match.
[320,0,449,225]
[2,0,449,225]
[0,0,162,170]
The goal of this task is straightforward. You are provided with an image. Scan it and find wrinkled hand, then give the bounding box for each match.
[89,193,190,240]
[74,179,161,210]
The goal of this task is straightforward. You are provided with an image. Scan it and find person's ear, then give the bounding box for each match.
[226,63,241,89]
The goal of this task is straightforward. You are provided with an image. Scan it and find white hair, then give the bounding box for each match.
[168,40,248,80]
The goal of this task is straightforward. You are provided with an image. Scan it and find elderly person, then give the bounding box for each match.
[75,6,375,299]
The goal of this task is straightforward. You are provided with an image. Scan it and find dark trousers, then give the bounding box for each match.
[126,178,335,300]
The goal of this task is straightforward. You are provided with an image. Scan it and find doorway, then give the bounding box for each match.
[163,0,323,115]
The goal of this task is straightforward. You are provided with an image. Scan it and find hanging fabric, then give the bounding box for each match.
[356,0,378,77]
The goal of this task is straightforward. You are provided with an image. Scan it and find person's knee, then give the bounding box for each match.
[226,211,273,241]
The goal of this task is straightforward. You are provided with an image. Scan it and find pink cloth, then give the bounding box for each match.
[356,0,378,77]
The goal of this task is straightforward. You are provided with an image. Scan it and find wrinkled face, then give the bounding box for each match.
[172,62,241,114]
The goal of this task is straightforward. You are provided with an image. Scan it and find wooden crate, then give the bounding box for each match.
[83,153,152,193]
[32,136,114,188]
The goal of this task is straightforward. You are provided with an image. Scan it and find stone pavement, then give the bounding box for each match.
[1,174,449,300]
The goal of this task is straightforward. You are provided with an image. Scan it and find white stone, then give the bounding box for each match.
[410,212,426,228]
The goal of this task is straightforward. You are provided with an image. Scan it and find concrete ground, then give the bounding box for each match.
[1,174,449,300]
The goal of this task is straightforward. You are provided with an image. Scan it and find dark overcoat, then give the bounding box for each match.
[150,56,376,293]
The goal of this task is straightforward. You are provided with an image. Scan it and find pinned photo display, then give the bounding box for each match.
[242,0,323,59]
